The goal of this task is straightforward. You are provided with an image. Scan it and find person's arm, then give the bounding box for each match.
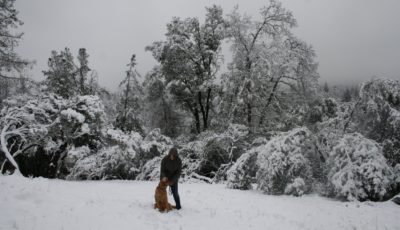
[170,158,182,184]
[160,157,167,180]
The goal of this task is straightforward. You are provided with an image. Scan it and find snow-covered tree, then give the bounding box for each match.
[146,5,225,133]
[43,47,99,98]
[142,66,183,137]
[222,1,318,131]
[115,54,144,134]
[0,0,30,80]
[354,78,400,167]
[0,0,33,106]
[76,48,98,95]
[342,88,352,102]
[326,133,394,201]
[43,48,77,98]
[323,82,329,93]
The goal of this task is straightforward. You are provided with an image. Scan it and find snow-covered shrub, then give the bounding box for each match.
[0,94,105,177]
[226,127,317,195]
[67,146,138,180]
[179,140,204,179]
[58,95,107,145]
[256,127,314,195]
[63,146,92,170]
[226,150,258,190]
[314,102,356,161]
[382,139,400,167]
[132,128,174,171]
[355,79,400,167]
[284,177,307,196]
[198,137,231,177]
[326,133,394,201]
[197,125,250,179]
[307,98,338,124]
[141,128,173,156]
[102,128,142,152]
[136,157,162,181]
[144,128,173,146]
[394,164,400,185]
[225,124,249,140]
[359,78,400,110]
[176,125,250,181]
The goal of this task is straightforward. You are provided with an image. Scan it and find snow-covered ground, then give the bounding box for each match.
[0,176,398,230]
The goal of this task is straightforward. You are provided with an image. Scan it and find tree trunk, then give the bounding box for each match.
[121,71,131,130]
[247,103,252,132]
[259,76,282,127]
[0,124,21,175]
[194,106,201,134]
[80,69,85,95]
[198,90,210,131]
[204,88,211,130]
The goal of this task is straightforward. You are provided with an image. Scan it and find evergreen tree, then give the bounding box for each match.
[0,0,32,104]
[43,48,99,98]
[0,0,30,78]
[115,54,144,134]
[76,48,91,95]
[323,82,329,93]
[342,88,352,102]
[43,48,77,98]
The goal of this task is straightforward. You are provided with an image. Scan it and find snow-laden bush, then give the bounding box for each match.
[198,137,231,177]
[326,133,394,201]
[359,78,400,109]
[56,96,106,153]
[227,127,315,195]
[63,146,92,170]
[0,94,109,177]
[136,157,162,181]
[284,177,307,196]
[141,128,173,157]
[198,125,250,179]
[355,79,400,167]
[393,164,400,182]
[307,98,338,124]
[314,102,356,161]
[225,124,249,140]
[103,128,142,151]
[226,150,258,190]
[256,127,314,195]
[175,124,250,181]
[133,128,174,172]
[67,146,138,180]
[179,141,203,179]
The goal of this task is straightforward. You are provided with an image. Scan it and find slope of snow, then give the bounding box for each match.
[0,176,398,230]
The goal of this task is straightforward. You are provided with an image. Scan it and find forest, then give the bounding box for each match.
[1,0,400,203]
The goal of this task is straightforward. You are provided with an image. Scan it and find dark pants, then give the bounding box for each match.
[170,183,181,209]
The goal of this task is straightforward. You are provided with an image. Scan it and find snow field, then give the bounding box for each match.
[0,176,399,230]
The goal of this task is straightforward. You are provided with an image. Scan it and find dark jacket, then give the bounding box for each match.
[160,155,182,184]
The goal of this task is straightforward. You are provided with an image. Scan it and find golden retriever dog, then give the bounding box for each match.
[154,180,175,212]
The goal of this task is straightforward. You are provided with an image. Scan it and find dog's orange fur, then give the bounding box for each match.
[154,180,175,212]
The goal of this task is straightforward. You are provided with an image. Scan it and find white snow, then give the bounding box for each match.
[1,175,399,230]
[60,108,85,123]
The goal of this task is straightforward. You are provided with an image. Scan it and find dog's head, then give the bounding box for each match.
[158,180,169,189]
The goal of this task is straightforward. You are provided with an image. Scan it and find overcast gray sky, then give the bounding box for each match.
[15,0,400,91]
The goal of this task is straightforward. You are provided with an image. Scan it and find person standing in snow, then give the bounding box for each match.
[160,147,182,210]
